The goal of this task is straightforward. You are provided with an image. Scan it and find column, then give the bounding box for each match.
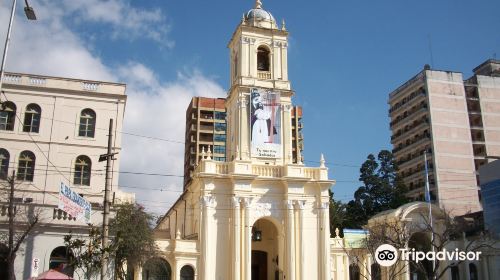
[296,200,306,280]
[232,197,241,280]
[243,198,252,280]
[200,196,214,279]
[481,255,489,280]
[320,202,331,280]
[285,200,296,280]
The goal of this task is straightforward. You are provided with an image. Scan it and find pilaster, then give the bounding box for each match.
[285,199,296,280]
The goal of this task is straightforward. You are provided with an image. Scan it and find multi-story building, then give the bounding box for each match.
[0,72,133,279]
[388,59,500,216]
[291,106,304,163]
[183,98,304,187]
[183,97,227,188]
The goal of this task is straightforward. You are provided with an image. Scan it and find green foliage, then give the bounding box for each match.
[64,226,110,279]
[110,203,158,280]
[330,150,408,232]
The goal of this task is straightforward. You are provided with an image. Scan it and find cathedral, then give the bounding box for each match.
[143,1,338,279]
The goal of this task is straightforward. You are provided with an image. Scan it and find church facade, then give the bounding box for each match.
[145,1,339,280]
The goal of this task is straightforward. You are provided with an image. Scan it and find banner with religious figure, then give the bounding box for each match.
[250,88,281,158]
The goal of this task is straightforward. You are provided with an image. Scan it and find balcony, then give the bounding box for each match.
[391,120,429,144]
[390,105,428,130]
[194,159,329,181]
[389,90,426,116]
[257,71,271,80]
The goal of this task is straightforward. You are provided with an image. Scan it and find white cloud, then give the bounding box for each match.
[0,1,225,214]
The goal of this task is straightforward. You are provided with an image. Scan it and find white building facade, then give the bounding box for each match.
[149,1,338,280]
[0,72,133,279]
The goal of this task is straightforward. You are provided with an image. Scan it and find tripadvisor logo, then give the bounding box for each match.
[375,244,398,267]
[375,244,482,267]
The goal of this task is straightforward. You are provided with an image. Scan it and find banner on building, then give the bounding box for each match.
[58,182,92,223]
[250,88,281,158]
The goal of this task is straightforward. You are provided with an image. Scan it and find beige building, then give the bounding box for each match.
[0,72,133,279]
[145,1,336,280]
[388,60,500,216]
[182,97,303,188]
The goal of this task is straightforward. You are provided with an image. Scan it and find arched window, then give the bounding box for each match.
[23,104,41,133]
[469,263,478,280]
[0,243,7,280]
[180,265,194,280]
[143,258,172,280]
[17,151,35,181]
[74,155,91,186]
[349,264,360,280]
[371,263,381,280]
[451,265,460,280]
[0,149,10,180]
[257,46,270,71]
[49,246,74,276]
[0,101,16,131]
[79,109,96,138]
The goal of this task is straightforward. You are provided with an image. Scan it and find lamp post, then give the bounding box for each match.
[0,0,36,101]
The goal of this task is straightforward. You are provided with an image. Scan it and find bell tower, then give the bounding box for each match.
[226,0,294,165]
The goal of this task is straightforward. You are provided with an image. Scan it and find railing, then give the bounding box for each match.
[390,106,428,129]
[257,71,271,80]
[3,74,21,83]
[253,165,281,177]
[195,160,327,181]
[82,82,99,91]
[29,77,46,85]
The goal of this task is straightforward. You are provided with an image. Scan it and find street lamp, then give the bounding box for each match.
[0,0,37,102]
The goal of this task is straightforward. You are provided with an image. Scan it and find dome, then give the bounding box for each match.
[243,0,278,29]
[246,8,275,23]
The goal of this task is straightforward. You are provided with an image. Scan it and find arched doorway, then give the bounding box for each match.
[251,218,281,280]
[408,232,432,280]
[142,258,172,280]
[180,265,194,280]
[0,243,8,280]
[49,246,74,276]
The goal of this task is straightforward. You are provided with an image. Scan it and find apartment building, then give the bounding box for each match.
[183,97,227,188]
[291,106,304,163]
[0,72,133,279]
[388,59,500,216]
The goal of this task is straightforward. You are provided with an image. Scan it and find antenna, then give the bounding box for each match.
[427,34,435,68]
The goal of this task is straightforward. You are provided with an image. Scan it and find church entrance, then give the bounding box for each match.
[251,218,281,280]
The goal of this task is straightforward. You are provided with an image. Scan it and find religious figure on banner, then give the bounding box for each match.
[250,88,281,157]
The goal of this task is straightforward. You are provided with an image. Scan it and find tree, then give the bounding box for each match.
[344,207,495,280]
[64,226,109,279]
[0,172,41,280]
[64,203,157,280]
[110,203,158,280]
[344,150,407,229]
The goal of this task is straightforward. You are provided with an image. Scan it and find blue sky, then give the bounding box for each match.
[1,0,499,214]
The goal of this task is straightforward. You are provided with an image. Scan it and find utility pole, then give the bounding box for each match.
[100,119,115,280]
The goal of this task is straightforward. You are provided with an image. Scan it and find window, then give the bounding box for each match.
[214,157,225,162]
[74,155,91,186]
[214,134,226,142]
[215,123,226,132]
[214,145,225,154]
[79,109,96,137]
[23,104,41,133]
[257,46,270,71]
[215,111,226,120]
[451,265,460,280]
[0,149,9,180]
[469,263,478,280]
[0,102,16,131]
[49,246,74,276]
[180,265,194,280]
[17,151,35,181]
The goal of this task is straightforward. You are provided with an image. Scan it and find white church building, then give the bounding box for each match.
[146,1,337,280]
